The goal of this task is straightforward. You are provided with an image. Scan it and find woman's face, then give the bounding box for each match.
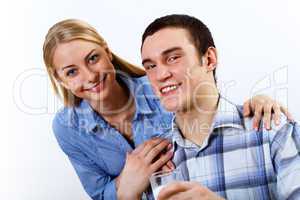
[53,39,116,103]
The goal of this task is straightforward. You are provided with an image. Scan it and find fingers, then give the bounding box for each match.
[166,143,172,151]
[253,105,263,130]
[272,103,281,125]
[157,181,194,200]
[159,188,201,200]
[251,101,293,131]
[158,144,175,171]
[161,165,174,172]
[158,182,224,200]
[161,162,174,172]
[166,161,175,170]
[280,105,294,122]
[248,95,294,130]
[145,139,171,164]
[243,99,251,117]
[133,138,164,156]
[161,165,170,172]
[151,148,173,171]
[161,161,175,172]
[263,104,272,130]
[158,191,187,200]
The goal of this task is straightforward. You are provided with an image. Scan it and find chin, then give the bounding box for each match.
[85,92,107,103]
[161,101,180,113]
[161,94,183,110]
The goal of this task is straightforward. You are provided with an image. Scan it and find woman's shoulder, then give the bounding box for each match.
[132,75,149,83]
[52,106,78,140]
[53,106,78,128]
[130,75,157,97]
[52,100,103,139]
[131,75,150,86]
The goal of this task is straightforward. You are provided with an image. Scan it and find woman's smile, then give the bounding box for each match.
[83,73,107,93]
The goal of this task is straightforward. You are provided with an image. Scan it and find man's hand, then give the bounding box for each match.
[157,181,225,200]
[116,138,173,200]
[243,95,293,130]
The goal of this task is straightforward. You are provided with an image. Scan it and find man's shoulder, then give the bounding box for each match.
[228,103,296,142]
[242,110,295,143]
[234,104,289,131]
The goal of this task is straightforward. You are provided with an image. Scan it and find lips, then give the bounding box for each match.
[160,83,181,95]
[84,73,107,92]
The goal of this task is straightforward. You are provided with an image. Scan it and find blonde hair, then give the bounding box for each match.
[43,19,145,107]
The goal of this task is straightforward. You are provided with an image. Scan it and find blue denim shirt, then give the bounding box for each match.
[52,75,174,200]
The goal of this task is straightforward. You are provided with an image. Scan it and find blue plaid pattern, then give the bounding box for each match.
[169,97,300,200]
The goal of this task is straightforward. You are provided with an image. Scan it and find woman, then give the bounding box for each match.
[43,19,290,200]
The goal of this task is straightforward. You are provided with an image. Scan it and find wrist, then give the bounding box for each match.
[117,191,141,200]
[116,179,141,200]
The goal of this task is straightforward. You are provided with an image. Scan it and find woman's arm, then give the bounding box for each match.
[52,117,118,200]
[53,116,173,200]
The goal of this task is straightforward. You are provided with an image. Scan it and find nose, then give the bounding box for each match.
[82,67,98,83]
[156,64,172,82]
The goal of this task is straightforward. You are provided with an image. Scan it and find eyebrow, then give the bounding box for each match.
[84,49,96,63]
[142,47,182,65]
[61,49,96,71]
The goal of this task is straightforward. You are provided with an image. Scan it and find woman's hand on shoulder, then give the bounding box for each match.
[243,95,293,130]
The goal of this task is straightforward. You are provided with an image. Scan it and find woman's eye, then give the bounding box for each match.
[66,69,77,77]
[88,54,99,64]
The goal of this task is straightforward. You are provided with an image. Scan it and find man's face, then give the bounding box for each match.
[141,28,212,112]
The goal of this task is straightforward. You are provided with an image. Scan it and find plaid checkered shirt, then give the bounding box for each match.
[166,96,300,200]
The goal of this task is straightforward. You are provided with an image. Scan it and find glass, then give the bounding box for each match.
[150,169,183,200]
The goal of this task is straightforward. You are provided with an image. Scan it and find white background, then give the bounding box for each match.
[1,0,299,199]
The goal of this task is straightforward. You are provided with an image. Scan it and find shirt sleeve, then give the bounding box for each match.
[270,120,300,199]
[52,116,118,200]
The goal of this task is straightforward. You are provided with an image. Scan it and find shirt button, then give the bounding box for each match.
[91,125,99,133]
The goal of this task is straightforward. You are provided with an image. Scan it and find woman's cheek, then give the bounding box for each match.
[69,78,84,95]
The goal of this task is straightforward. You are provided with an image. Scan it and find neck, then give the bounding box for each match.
[90,80,135,121]
[176,88,219,146]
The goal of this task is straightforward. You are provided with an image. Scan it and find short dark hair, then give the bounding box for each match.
[141,14,216,82]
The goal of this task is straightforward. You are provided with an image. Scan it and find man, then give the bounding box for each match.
[141,14,300,199]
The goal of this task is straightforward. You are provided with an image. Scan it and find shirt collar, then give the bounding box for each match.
[119,74,154,116]
[212,95,244,130]
[171,95,244,149]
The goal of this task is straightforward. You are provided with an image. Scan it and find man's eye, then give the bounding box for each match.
[66,69,77,77]
[88,54,99,64]
[167,56,179,63]
[145,64,156,70]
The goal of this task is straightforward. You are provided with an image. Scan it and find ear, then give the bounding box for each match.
[204,47,218,72]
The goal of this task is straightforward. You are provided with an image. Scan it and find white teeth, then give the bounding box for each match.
[86,82,99,90]
[161,85,178,94]
[99,74,106,82]
[85,74,106,90]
